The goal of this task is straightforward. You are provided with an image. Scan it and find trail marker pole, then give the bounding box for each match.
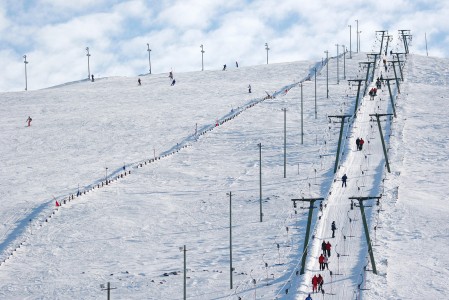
[265,43,270,64]
[200,44,205,71]
[283,108,287,178]
[23,55,28,91]
[348,25,352,58]
[335,44,339,84]
[342,45,346,79]
[324,50,329,98]
[258,144,263,222]
[86,47,91,80]
[314,67,317,119]
[147,43,152,74]
[227,192,234,289]
[182,245,187,298]
[301,83,304,144]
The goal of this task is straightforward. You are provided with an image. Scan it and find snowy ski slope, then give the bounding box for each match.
[0,33,448,299]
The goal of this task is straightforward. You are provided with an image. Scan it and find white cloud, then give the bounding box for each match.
[1,0,449,91]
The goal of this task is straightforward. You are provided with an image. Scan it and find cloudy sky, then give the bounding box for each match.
[1,0,447,92]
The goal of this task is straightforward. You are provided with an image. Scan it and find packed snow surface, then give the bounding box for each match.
[0,39,448,299]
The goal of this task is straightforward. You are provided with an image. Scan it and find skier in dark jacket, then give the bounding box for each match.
[91,74,94,82]
[171,79,176,86]
[331,221,337,238]
[248,84,252,93]
[356,138,360,151]
[342,174,347,187]
[223,64,227,71]
[305,293,313,300]
[317,274,324,291]
[26,116,32,127]
[321,240,327,255]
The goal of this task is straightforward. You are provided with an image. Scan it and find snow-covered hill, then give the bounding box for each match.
[0,39,448,299]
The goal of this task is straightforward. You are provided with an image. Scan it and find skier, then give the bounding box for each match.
[323,255,329,270]
[331,221,337,238]
[312,275,318,293]
[91,74,94,82]
[171,79,176,86]
[342,174,347,187]
[248,84,252,93]
[305,293,313,300]
[169,71,173,79]
[326,241,332,257]
[222,64,227,71]
[359,138,365,151]
[235,61,239,68]
[317,274,324,292]
[319,254,325,270]
[376,78,382,89]
[55,200,60,207]
[356,137,360,151]
[26,116,32,127]
[321,240,327,255]
[138,78,141,85]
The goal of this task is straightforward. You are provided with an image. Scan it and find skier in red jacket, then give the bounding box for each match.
[326,241,332,257]
[319,254,325,270]
[312,274,318,293]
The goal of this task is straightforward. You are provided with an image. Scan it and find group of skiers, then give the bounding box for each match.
[368,87,378,100]
[321,240,332,257]
[311,274,325,293]
[223,61,239,71]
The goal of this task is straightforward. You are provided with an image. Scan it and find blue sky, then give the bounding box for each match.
[1,0,447,91]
